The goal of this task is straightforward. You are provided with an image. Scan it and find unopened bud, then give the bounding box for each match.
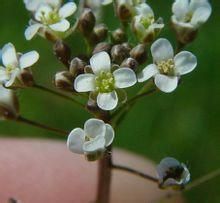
[69,57,86,76]
[116,0,134,22]
[19,69,34,87]
[93,42,112,55]
[53,40,71,67]
[0,86,19,120]
[78,8,96,36]
[111,28,127,44]
[93,24,108,42]
[121,57,138,71]
[130,44,147,64]
[111,44,130,64]
[54,71,74,91]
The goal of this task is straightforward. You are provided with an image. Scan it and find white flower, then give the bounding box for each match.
[0,43,39,88]
[25,2,77,40]
[0,85,19,120]
[24,0,61,12]
[86,0,112,6]
[171,0,212,29]
[74,52,137,110]
[67,118,114,158]
[132,3,164,43]
[138,38,197,93]
[156,157,190,189]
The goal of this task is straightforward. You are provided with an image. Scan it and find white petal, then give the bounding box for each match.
[0,67,9,82]
[84,118,106,139]
[83,135,106,153]
[24,0,61,11]
[2,43,18,67]
[172,0,189,21]
[154,74,178,93]
[136,3,154,17]
[4,69,20,88]
[35,4,52,21]
[67,128,85,154]
[137,64,158,82]
[191,6,212,27]
[174,51,197,75]
[74,74,95,92]
[97,91,118,111]
[49,19,70,32]
[102,0,113,5]
[105,124,114,147]
[19,51,39,69]
[59,2,77,18]
[25,24,42,40]
[113,68,137,88]
[90,52,111,75]
[151,38,174,63]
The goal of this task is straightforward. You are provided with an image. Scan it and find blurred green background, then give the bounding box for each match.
[0,0,219,202]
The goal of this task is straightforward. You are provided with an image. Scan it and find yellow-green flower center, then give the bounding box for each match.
[140,16,154,29]
[157,59,175,75]
[6,65,16,76]
[40,10,61,25]
[184,12,193,23]
[95,71,115,93]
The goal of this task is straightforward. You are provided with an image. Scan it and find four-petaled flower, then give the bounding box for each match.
[25,2,77,40]
[138,38,197,93]
[156,157,190,189]
[132,3,164,43]
[172,0,212,30]
[67,118,114,160]
[74,51,137,110]
[0,43,39,88]
[23,0,61,12]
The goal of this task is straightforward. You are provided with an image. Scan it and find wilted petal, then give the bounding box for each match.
[59,2,77,18]
[154,74,178,93]
[191,5,212,27]
[113,68,137,88]
[25,24,42,40]
[90,52,111,75]
[174,51,197,75]
[151,38,174,63]
[67,128,85,154]
[84,118,106,139]
[2,43,18,67]
[19,51,39,69]
[105,124,114,147]
[138,64,158,82]
[97,91,118,111]
[83,135,106,153]
[74,74,95,92]
[49,19,70,32]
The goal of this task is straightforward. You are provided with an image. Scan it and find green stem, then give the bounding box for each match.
[17,116,68,135]
[33,84,85,108]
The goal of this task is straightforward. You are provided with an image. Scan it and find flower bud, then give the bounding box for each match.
[53,40,71,67]
[69,57,86,76]
[130,44,147,64]
[78,8,96,36]
[19,69,35,87]
[0,86,19,120]
[111,28,127,44]
[54,71,74,91]
[116,0,134,22]
[93,24,108,42]
[93,42,112,55]
[111,44,130,64]
[121,57,138,71]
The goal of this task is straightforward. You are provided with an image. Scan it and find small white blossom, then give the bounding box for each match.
[25,2,77,40]
[23,0,61,12]
[156,157,190,189]
[74,52,137,110]
[0,43,39,88]
[132,3,164,43]
[67,118,114,158]
[138,38,197,93]
[171,0,212,29]
[0,85,19,120]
